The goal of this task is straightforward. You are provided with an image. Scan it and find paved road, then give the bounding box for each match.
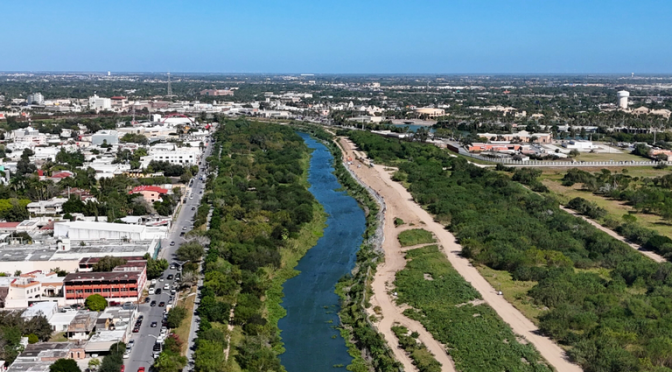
[125,142,212,372]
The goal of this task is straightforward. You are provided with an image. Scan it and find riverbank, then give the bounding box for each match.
[338,137,581,372]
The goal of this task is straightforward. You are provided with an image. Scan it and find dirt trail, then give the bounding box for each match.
[339,137,582,372]
[559,206,666,263]
[339,138,456,372]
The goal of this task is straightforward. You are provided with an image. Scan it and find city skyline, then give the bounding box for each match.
[3,0,672,74]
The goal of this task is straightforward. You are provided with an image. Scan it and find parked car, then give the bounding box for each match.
[170,241,176,246]
[150,301,157,307]
[167,275,173,280]
[148,288,155,295]
[158,302,165,307]
[144,297,151,304]
[151,321,157,328]
[163,284,170,290]
[156,288,162,295]
[138,368,145,372]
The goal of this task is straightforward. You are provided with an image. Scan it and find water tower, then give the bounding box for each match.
[617,90,629,109]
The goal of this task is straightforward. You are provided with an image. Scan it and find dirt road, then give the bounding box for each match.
[559,206,666,263]
[339,138,456,372]
[339,137,582,372]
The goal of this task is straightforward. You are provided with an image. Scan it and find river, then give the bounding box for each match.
[278,133,367,371]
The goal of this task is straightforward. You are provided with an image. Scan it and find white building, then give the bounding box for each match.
[91,130,120,146]
[89,94,112,111]
[54,221,168,241]
[0,272,64,309]
[27,198,68,216]
[81,158,131,179]
[26,93,44,105]
[617,90,630,109]
[10,126,47,149]
[140,144,202,168]
[562,140,597,151]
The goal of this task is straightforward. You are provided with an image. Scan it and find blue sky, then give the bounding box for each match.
[2,0,671,73]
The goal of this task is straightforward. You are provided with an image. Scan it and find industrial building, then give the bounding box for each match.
[54,221,168,241]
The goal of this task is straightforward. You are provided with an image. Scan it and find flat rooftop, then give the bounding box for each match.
[0,239,157,262]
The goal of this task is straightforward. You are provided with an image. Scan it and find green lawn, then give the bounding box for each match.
[397,229,435,247]
[476,265,544,324]
[574,150,647,163]
[541,176,672,239]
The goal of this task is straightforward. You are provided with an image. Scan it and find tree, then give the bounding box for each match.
[146,256,169,279]
[85,294,107,312]
[175,241,204,262]
[569,149,581,158]
[27,334,38,344]
[88,358,101,371]
[50,358,81,372]
[92,256,127,272]
[166,306,187,329]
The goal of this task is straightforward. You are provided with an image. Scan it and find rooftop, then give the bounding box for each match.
[64,271,141,284]
[130,185,168,194]
[0,239,157,263]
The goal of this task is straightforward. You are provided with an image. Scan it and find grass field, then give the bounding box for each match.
[397,229,435,247]
[395,246,551,372]
[476,265,545,324]
[540,175,672,239]
[574,150,647,163]
[174,285,198,355]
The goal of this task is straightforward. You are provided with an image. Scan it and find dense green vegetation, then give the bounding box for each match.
[99,342,126,372]
[351,131,672,371]
[391,325,442,372]
[396,246,551,372]
[50,358,81,372]
[397,229,435,247]
[567,197,608,219]
[0,311,52,365]
[193,120,324,372]
[154,334,188,372]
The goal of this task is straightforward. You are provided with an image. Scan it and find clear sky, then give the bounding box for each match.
[3,0,671,74]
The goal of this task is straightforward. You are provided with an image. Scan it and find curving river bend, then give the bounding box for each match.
[278,133,366,371]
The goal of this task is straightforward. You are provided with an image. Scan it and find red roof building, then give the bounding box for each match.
[129,186,169,203]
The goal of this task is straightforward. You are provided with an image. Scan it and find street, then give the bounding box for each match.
[124,142,212,372]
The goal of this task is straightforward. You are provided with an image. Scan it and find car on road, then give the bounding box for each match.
[163,284,170,290]
[155,288,162,295]
[159,302,165,307]
[170,264,176,270]
[180,232,185,236]
[151,279,157,285]
[182,227,188,230]
[137,315,144,321]
[150,301,157,307]
[123,351,130,359]
[144,297,151,304]
[151,321,157,328]
[170,241,175,246]
[138,368,145,372]
[128,340,135,348]
[153,343,161,352]
[167,274,173,280]
[132,327,140,333]
[192,207,196,210]
[148,288,154,295]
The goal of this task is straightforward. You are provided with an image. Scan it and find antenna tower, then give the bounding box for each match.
[167,72,174,97]
[131,105,137,125]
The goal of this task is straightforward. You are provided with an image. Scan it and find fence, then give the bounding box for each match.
[465,152,669,168]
